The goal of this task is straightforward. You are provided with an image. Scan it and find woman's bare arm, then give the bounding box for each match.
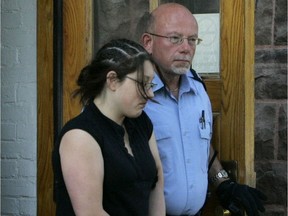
[60,129,109,216]
[148,132,166,216]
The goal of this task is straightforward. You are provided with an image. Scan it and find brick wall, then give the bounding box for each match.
[254,0,287,215]
[1,0,37,215]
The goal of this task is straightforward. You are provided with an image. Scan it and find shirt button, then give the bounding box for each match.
[186,159,191,163]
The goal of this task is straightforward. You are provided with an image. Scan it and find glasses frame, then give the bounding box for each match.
[146,32,202,46]
[126,76,157,91]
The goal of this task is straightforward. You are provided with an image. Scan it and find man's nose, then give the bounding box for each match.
[180,39,194,52]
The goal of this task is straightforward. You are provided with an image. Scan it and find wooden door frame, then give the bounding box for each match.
[37,0,93,215]
[219,0,255,185]
[37,0,255,214]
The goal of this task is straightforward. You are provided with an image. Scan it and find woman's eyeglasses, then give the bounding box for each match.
[126,76,157,91]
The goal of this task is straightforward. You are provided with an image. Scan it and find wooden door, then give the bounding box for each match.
[37,1,92,215]
[37,0,255,215]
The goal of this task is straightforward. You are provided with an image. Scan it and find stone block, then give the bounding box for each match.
[255,161,287,205]
[255,103,276,159]
[255,0,273,45]
[94,0,149,50]
[274,0,287,45]
[255,49,287,64]
[255,65,287,99]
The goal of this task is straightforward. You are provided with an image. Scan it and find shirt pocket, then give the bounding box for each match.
[198,119,212,173]
[198,112,212,140]
[199,123,212,139]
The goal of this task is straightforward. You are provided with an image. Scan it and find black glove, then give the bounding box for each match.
[216,180,267,216]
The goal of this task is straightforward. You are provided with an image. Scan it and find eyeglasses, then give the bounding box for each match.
[146,32,202,46]
[126,76,157,91]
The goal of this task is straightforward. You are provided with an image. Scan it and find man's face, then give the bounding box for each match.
[149,8,199,75]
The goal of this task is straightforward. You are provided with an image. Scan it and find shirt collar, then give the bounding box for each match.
[152,70,198,94]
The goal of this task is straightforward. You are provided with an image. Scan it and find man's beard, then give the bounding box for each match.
[170,63,190,75]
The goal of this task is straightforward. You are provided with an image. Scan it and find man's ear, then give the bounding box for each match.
[142,33,153,54]
[106,71,118,91]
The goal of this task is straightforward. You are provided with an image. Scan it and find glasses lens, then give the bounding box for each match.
[169,36,201,46]
[170,36,181,44]
[145,83,151,90]
[144,83,157,90]
[187,38,196,46]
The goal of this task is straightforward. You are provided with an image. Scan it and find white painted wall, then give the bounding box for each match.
[1,0,37,215]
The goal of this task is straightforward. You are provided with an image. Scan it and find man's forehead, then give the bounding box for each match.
[154,8,196,25]
[153,4,193,17]
[155,15,198,34]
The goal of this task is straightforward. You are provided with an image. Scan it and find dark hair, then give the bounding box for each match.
[73,38,154,105]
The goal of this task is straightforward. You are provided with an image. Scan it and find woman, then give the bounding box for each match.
[52,38,165,216]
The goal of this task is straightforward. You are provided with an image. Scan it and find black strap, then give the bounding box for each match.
[208,150,218,171]
[190,69,207,91]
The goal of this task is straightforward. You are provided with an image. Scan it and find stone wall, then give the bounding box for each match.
[254,0,287,215]
[94,0,149,50]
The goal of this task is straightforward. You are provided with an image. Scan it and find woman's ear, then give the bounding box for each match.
[106,71,118,91]
[142,33,153,54]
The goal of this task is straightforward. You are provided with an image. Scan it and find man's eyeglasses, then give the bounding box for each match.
[146,32,202,46]
[126,76,157,91]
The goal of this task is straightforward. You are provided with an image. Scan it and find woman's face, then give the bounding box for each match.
[116,60,155,118]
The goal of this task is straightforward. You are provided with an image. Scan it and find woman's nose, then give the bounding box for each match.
[146,87,155,98]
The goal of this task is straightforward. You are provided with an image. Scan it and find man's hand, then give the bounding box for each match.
[216,180,267,216]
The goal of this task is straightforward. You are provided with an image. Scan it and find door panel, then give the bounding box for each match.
[62,0,93,123]
[37,1,93,215]
[37,1,54,215]
[37,0,255,215]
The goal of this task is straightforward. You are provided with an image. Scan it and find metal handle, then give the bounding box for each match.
[215,206,231,216]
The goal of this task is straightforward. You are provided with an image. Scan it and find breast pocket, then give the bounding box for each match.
[199,123,212,139]
[198,119,212,173]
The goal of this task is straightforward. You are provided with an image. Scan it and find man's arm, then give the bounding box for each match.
[208,145,267,216]
[208,145,229,187]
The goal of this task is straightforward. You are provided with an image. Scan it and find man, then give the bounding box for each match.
[140,3,266,216]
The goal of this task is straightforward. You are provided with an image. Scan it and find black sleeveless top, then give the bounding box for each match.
[52,102,158,216]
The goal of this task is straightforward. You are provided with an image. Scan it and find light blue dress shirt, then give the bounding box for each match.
[144,71,213,215]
